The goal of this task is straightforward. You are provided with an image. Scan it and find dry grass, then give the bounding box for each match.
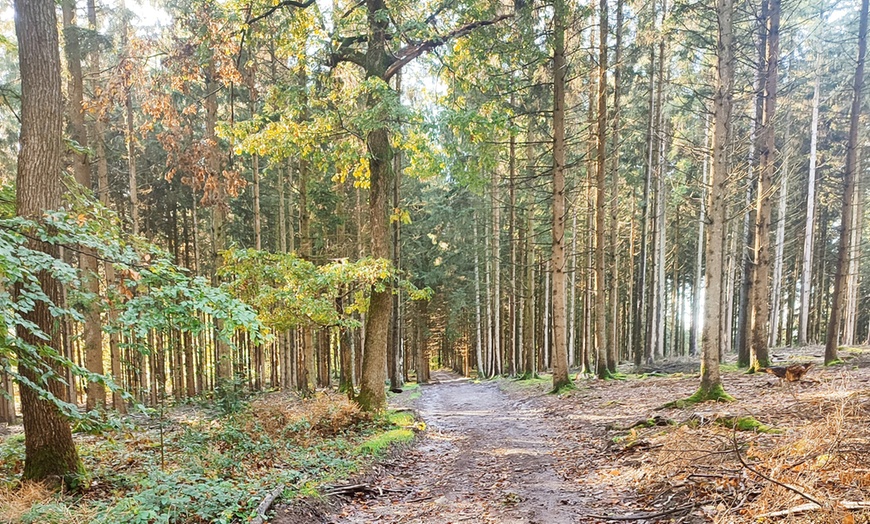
[634,370,870,523]
[0,482,94,524]
[249,391,371,443]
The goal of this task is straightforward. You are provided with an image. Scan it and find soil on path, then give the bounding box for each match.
[331,371,614,523]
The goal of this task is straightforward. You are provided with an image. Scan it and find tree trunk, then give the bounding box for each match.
[474,210,484,376]
[608,0,624,368]
[799,68,820,346]
[551,0,570,389]
[14,0,84,483]
[691,115,710,356]
[843,174,863,345]
[697,0,734,400]
[769,121,790,347]
[63,0,106,410]
[523,210,536,376]
[826,0,868,364]
[356,0,395,411]
[634,43,655,369]
[509,119,518,375]
[747,0,779,371]
[492,169,502,376]
[594,0,610,379]
[390,71,403,392]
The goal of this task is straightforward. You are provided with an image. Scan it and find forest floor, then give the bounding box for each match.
[312,346,870,524]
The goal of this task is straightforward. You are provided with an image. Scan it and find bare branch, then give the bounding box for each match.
[383,14,513,80]
[246,0,316,27]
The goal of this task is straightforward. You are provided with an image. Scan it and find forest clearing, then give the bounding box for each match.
[3,0,870,521]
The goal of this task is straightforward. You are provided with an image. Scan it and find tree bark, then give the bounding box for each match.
[492,169,502,376]
[691,115,710,356]
[748,0,779,371]
[594,0,610,379]
[63,0,106,410]
[826,0,868,364]
[608,0,624,368]
[550,0,569,390]
[356,0,395,411]
[14,0,84,483]
[769,121,790,347]
[799,68,820,346]
[697,0,734,399]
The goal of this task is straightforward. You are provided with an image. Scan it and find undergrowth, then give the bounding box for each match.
[0,392,414,524]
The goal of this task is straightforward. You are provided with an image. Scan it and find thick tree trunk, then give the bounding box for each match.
[697,0,734,399]
[748,0,779,371]
[356,0,394,409]
[826,0,868,364]
[14,0,84,483]
[594,0,610,379]
[551,0,570,389]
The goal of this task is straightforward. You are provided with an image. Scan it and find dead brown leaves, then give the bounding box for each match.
[249,391,371,444]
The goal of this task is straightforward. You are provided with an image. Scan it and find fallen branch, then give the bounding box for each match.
[757,502,821,518]
[841,501,870,510]
[322,483,410,497]
[730,429,823,507]
[586,503,695,521]
[251,486,285,524]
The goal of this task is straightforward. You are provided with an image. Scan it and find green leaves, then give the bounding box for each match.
[221,249,432,332]
[0,193,263,423]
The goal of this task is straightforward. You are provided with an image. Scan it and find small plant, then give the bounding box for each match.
[213,376,250,416]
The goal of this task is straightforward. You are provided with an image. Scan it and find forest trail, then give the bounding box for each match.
[332,371,608,523]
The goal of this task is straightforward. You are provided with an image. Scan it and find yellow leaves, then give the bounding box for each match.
[352,157,371,188]
[389,207,411,225]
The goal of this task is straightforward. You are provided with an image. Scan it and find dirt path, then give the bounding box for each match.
[332,371,610,523]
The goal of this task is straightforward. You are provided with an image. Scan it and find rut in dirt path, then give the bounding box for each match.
[334,371,605,524]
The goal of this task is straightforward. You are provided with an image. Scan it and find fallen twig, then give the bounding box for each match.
[757,502,821,518]
[586,503,696,521]
[841,500,870,510]
[730,429,823,507]
[251,486,285,524]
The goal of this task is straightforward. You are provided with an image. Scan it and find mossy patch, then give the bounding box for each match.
[355,429,414,457]
[714,416,781,434]
[662,384,735,409]
[550,381,576,395]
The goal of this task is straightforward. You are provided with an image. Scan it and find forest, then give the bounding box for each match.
[1,0,870,521]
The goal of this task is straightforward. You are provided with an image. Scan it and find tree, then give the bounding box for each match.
[693,0,734,402]
[747,0,780,372]
[551,0,571,390]
[333,1,511,411]
[62,0,106,410]
[825,0,868,365]
[594,0,611,379]
[14,0,84,484]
